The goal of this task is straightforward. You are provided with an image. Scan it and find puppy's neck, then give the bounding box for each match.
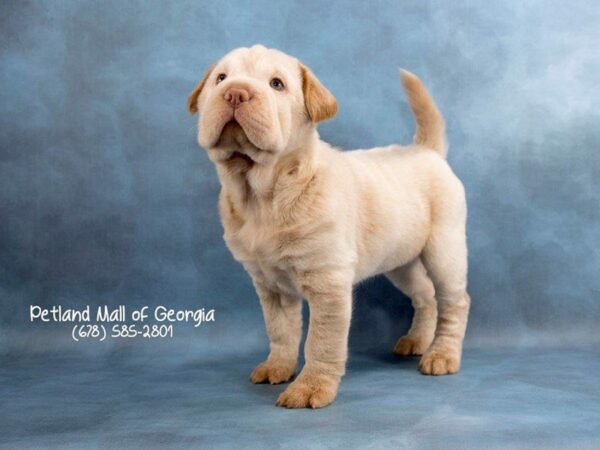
[216,131,320,219]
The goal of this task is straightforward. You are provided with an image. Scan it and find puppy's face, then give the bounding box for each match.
[189,45,337,171]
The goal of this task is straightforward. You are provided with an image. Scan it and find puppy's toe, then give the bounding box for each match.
[307,385,337,409]
[419,349,460,375]
[250,360,295,384]
[276,382,312,408]
[276,372,338,409]
[394,335,431,356]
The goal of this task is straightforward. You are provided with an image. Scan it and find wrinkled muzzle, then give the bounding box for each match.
[198,80,285,156]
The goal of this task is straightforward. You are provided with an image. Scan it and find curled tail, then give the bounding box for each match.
[400,69,447,158]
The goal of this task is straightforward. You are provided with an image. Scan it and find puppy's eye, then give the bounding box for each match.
[270,78,285,91]
[216,73,227,84]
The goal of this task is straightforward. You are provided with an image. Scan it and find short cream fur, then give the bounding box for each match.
[189,45,470,409]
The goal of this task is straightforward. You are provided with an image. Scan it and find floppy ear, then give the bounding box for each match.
[300,63,338,123]
[188,64,215,114]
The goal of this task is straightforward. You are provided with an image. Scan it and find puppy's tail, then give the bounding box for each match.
[400,69,447,158]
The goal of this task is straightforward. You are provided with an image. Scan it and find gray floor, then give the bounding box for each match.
[2,347,599,449]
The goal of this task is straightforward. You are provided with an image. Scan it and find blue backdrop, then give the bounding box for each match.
[1,1,599,448]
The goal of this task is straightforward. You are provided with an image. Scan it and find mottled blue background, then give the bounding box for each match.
[1,1,599,448]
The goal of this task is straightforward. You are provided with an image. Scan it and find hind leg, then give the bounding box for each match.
[419,224,470,375]
[386,258,437,356]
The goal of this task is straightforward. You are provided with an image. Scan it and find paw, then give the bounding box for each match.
[250,359,296,385]
[276,372,339,409]
[419,349,460,375]
[393,334,431,356]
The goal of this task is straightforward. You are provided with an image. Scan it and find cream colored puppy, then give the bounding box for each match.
[188,45,470,409]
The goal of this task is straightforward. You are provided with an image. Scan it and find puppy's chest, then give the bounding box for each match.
[224,215,301,295]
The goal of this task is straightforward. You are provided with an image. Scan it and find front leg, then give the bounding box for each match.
[277,271,352,409]
[250,280,303,385]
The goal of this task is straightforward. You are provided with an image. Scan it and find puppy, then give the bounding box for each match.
[188,45,470,409]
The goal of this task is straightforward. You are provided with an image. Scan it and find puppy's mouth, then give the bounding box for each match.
[227,150,254,165]
[217,119,248,146]
[215,120,257,170]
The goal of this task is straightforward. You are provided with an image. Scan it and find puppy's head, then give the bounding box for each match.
[188,45,337,170]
